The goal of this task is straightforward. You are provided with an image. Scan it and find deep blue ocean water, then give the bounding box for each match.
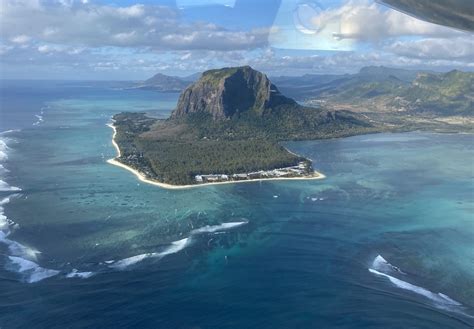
[0,80,473,328]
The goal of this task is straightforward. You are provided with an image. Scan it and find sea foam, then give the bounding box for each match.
[0,142,56,283]
[109,221,248,270]
[0,138,21,192]
[191,221,247,234]
[66,269,95,279]
[371,255,405,275]
[0,139,8,161]
[0,196,12,229]
[8,256,60,283]
[0,130,20,136]
[1,207,58,284]
[369,255,463,312]
[0,196,40,260]
[109,237,190,270]
[32,107,47,126]
[108,252,158,270]
[0,180,21,192]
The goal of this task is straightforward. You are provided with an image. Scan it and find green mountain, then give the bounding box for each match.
[272,66,419,100]
[392,70,474,115]
[274,67,473,117]
[112,66,376,185]
[168,66,374,141]
[324,70,474,116]
[133,72,199,92]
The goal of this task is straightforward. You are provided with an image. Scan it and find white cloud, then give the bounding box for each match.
[10,35,31,44]
[43,28,58,37]
[37,45,60,53]
[113,31,138,44]
[117,4,145,18]
[0,0,472,79]
[0,1,269,51]
[313,0,463,41]
[180,53,192,60]
[388,36,474,60]
[0,44,14,55]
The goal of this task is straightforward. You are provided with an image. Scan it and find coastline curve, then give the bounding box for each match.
[106,122,326,190]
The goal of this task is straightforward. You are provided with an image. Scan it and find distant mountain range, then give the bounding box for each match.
[273,66,473,117]
[272,66,420,94]
[136,66,473,117]
[132,72,201,92]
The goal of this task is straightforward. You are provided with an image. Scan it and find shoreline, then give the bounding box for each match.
[106,122,326,190]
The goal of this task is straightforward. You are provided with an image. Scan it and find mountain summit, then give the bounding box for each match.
[172,66,295,120]
[111,66,377,185]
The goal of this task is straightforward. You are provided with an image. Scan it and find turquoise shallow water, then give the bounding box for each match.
[0,81,473,328]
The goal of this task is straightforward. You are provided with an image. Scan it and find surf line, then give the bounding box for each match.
[368,255,469,317]
[107,221,248,270]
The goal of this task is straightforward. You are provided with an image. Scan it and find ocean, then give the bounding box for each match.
[0,80,473,328]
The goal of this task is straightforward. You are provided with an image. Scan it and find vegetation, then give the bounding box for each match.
[172,107,375,141]
[278,68,473,117]
[112,67,473,186]
[395,70,474,115]
[112,106,377,185]
[200,67,242,86]
[112,66,379,186]
[113,113,310,185]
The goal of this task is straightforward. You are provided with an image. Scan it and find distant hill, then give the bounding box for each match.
[273,66,473,117]
[272,66,421,100]
[357,66,420,82]
[393,70,474,116]
[133,72,201,92]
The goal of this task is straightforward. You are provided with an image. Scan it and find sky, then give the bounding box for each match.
[0,0,473,80]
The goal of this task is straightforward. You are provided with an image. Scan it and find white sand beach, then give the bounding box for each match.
[106,123,325,190]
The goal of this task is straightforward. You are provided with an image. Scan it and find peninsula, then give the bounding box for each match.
[109,66,377,187]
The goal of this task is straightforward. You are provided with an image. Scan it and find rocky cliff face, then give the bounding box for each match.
[172,66,295,120]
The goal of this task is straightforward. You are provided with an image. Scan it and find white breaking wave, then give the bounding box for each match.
[369,255,463,312]
[0,196,39,260]
[32,107,47,126]
[0,139,8,162]
[66,269,94,279]
[8,256,60,283]
[0,196,12,230]
[191,221,247,234]
[0,179,21,192]
[158,237,190,257]
[0,132,61,284]
[0,164,8,174]
[108,252,157,270]
[109,221,248,270]
[1,196,56,283]
[371,255,406,275]
[32,115,43,126]
[369,269,462,308]
[1,229,61,284]
[0,130,20,136]
[0,231,40,260]
[109,237,190,270]
[0,138,21,192]
[109,221,249,270]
